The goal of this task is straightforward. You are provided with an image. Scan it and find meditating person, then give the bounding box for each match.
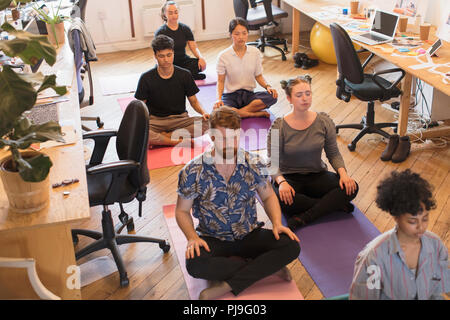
[349,169,449,300]
[135,35,209,147]
[214,17,278,118]
[267,75,358,230]
[175,106,300,300]
[155,0,206,80]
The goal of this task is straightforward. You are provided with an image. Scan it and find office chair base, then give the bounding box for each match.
[72,208,170,287]
[336,102,397,151]
[247,31,288,61]
[116,203,135,234]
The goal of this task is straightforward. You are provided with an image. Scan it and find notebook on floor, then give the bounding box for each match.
[351,9,399,45]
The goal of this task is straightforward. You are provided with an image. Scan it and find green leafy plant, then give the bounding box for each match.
[0,11,67,182]
[32,0,68,48]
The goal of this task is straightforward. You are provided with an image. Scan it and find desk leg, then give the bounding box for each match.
[292,8,300,55]
[398,73,412,136]
[0,224,81,300]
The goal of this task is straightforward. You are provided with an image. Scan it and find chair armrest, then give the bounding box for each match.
[87,160,139,176]
[372,68,406,91]
[83,129,117,140]
[83,129,117,166]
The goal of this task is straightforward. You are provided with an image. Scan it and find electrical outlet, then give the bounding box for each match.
[98,11,107,20]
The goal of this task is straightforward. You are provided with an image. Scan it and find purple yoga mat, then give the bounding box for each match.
[198,85,273,151]
[283,206,380,298]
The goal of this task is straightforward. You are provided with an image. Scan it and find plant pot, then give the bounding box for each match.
[0,151,50,214]
[45,22,65,47]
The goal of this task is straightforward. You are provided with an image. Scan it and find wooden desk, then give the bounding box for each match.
[0,40,90,299]
[284,0,450,137]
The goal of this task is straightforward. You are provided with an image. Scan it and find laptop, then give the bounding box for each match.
[351,9,399,45]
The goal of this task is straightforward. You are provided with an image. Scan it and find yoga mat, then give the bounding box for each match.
[283,206,380,298]
[196,85,274,151]
[100,67,215,96]
[163,204,304,300]
[99,73,140,96]
[194,68,217,86]
[118,97,211,170]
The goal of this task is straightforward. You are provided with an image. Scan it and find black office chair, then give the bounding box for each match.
[233,0,288,60]
[330,23,406,151]
[72,100,170,287]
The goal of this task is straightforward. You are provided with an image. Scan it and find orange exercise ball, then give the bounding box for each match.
[310,22,361,65]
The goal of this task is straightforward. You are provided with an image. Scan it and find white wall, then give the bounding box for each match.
[85,0,448,54]
[85,0,236,54]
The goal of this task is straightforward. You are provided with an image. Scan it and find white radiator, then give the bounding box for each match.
[142,1,196,37]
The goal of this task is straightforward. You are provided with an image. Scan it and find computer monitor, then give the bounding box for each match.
[370,10,399,38]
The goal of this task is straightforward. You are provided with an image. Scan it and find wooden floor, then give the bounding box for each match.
[73,36,450,300]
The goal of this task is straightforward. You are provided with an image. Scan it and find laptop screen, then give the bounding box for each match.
[371,10,398,37]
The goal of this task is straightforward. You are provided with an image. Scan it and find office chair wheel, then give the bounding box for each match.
[72,234,79,246]
[120,277,130,287]
[282,54,287,61]
[393,127,397,134]
[160,242,171,253]
[126,219,135,233]
[347,143,356,151]
[96,117,104,129]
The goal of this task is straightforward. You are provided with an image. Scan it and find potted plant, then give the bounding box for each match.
[0,0,67,213]
[32,0,67,48]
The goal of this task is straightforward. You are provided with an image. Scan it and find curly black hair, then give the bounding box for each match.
[151,35,174,54]
[375,169,436,216]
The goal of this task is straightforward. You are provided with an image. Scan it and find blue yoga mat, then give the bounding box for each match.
[283,206,380,298]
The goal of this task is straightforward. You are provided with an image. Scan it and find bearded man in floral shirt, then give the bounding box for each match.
[175,106,300,300]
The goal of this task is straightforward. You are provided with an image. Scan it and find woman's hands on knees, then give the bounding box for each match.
[278,181,295,206]
[339,172,357,196]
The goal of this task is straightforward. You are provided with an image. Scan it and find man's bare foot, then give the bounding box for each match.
[274,266,292,282]
[198,281,232,300]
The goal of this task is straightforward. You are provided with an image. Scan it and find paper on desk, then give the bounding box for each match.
[30,126,77,151]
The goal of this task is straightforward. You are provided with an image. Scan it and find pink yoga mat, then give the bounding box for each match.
[194,68,217,87]
[118,97,211,170]
[163,204,304,300]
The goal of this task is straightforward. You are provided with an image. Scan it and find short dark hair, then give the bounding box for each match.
[375,169,436,216]
[209,106,241,130]
[151,35,174,54]
[229,17,249,34]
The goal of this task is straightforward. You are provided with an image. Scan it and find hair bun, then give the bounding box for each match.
[280,80,288,89]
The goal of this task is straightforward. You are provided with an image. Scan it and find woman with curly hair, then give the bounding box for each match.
[350,169,449,300]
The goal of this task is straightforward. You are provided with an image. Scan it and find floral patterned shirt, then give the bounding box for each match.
[177,148,269,241]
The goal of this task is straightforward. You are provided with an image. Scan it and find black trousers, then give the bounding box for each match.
[272,171,359,223]
[175,56,204,80]
[185,228,300,295]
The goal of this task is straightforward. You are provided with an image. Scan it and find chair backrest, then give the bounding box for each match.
[70,29,84,102]
[233,0,274,23]
[330,23,364,84]
[116,100,150,189]
[71,0,88,21]
[233,0,248,19]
